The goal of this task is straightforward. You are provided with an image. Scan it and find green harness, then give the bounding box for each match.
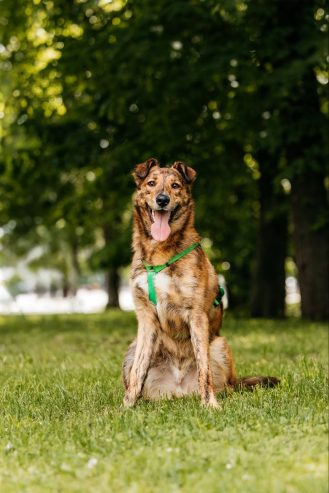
[143,242,225,306]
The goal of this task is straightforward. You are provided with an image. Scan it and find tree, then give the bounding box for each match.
[230,0,328,319]
[246,0,328,320]
[1,0,327,319]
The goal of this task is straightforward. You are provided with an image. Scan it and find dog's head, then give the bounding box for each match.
[132,158,197,242]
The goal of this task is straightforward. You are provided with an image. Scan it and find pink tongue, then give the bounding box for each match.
[151,211,171,241]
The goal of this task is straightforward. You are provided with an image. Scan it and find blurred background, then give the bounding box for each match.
[0,0,328,319]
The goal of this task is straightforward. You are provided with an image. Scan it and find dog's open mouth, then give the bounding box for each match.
[146,204,179,242]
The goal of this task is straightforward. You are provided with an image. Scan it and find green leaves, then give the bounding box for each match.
[1,0,327,311]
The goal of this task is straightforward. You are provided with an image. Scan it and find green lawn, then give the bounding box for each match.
[0,312,327,493]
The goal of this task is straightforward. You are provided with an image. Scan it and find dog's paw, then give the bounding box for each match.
[202,395,221,410]
[123,393,137,408]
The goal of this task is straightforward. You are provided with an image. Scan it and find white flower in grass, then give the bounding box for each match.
[60,463,71,472]
[87,457,98,469]
[5,442,14,452]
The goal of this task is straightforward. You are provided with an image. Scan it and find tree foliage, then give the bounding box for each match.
[0,0,328,317]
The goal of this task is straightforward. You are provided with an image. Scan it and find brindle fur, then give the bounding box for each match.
[123,158,279,408]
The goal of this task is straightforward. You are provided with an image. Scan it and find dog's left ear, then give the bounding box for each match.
[133,158,159,186]
[172,161,197,184]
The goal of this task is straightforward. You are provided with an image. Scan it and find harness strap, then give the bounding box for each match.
[213,286,225,306]
[143,242,200,305]
[143,242,225,307]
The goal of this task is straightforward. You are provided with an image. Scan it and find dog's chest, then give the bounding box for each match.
[133,271,174,300]
[133,270,193,339]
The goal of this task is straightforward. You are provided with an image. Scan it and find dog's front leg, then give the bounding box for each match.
[190,311,220,409]
[123,307,159,408]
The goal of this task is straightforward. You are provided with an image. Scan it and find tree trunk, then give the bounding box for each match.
[62,278,69,298]
[284,68,329,321]
[291,172,328,320]
[251,152,288,318]
[105,268,120,309]
[69,240,80,296]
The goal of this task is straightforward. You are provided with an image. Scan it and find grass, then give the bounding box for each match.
[0,311,327,493]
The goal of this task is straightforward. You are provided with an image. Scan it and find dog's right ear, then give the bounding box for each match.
[132,158,159,186]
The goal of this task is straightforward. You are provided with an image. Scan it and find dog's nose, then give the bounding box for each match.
[156,194,170,208]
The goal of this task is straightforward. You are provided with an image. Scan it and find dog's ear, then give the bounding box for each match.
[172,161,197,184]
[133,158,159,186]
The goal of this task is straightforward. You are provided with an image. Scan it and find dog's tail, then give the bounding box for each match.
[234,375,280,389]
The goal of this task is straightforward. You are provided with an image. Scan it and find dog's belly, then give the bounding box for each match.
[143,354,198,400]
[142,337,232,400]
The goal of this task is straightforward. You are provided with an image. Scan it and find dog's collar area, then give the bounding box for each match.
[142,242,224,307]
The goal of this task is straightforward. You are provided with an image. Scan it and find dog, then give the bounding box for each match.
[123,158,279,408]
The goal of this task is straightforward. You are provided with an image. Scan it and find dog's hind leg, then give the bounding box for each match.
[209,336,237,392]
[209,304,224,338]
[209,337,280,392]
[122,339,137,390]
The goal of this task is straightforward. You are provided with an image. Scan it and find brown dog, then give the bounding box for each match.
[123,158,279,408]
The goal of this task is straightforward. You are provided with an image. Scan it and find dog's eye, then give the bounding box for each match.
[147,180,156,187]
[172,183,180,189]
